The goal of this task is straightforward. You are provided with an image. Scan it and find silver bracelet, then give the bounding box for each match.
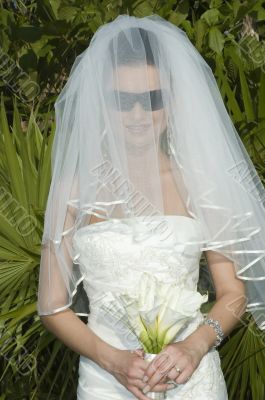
[202,315,225,348]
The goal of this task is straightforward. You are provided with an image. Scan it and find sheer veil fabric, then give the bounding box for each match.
[37,14,265,330]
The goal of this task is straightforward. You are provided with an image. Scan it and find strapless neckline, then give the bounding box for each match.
[90,214,198,225]
[77,214,199,231]
[73,214,203,253]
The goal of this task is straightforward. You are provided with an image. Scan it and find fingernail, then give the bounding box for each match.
[167,383,177,390]
[142,384,150,394]
[143,375,148,382]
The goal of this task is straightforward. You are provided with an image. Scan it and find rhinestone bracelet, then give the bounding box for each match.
[202,315,225,348]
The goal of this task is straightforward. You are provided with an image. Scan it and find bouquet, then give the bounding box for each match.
[100,272,208,354]
[100,272,208,399]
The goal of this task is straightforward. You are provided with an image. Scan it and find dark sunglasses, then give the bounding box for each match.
[106,89,168,112]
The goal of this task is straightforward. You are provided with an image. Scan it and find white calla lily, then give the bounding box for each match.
[103,272,208,353]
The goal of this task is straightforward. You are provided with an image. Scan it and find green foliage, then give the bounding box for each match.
[0,0,265,399]
[220,314,265,400]
[0,98,81,398]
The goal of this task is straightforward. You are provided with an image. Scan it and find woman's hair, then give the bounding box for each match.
[109,27,157,66]
[107,27,170,156]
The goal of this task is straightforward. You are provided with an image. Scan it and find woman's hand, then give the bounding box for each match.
[109,348,171,400]
[141,340,206,394]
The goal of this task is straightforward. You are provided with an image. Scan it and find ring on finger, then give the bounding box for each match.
[167,380,178,388]
[174,366,182,374]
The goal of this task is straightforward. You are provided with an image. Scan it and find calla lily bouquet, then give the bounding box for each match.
[100,272,208,354]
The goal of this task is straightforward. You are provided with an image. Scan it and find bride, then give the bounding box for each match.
[37,14,265,400]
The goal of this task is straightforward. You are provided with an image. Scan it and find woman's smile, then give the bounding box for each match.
[126,123,151,134]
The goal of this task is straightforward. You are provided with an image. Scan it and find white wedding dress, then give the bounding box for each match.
[73,215,228,399]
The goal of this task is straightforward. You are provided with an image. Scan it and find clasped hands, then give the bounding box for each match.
[139,340,203,394]
[112,339,206,400]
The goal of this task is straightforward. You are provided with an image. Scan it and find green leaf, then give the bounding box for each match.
[209,26,225,54]
[133,0,155,17]
[201,9,221,26]
[58,6,79,22]
[13,104,37,206]
[49,0,61,19]
[194,19,208,52]
[215,57,243,122]
[0,97,27,208]
[238,65,255,121]
[258,71,265,120]
[168,11,188,26]
[210,0,223,8]
[37,121,54,209]
[0,302,36,324]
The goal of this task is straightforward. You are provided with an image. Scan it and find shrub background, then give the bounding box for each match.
[0,1,265,399]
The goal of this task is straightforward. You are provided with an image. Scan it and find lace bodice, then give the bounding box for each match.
[73,216,204,312]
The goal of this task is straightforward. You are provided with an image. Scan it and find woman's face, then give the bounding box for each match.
[109,64,167,152]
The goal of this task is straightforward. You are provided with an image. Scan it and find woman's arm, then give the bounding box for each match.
[183,250,247,355]
[40,309,119,372]
[40,309,171,399]
[141,250,247,393]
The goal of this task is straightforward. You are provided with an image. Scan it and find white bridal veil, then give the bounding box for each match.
[37,14,265,330]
